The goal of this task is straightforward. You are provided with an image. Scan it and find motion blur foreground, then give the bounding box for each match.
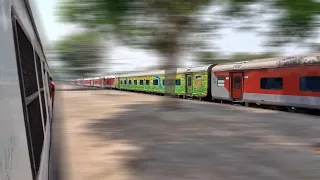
[1,0,54,180]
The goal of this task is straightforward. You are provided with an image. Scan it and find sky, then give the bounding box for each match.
[33,0,311,74]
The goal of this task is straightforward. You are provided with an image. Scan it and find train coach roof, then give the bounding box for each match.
[177,68,188,73]
[123,70,165,77]
[118,68,188,77]
[103,75,116,78]
[186,64,213,73]
[212,53,320,72]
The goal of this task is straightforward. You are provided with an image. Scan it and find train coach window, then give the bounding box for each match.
[15,22,38,97]
[35,54,43,89]
[176,79,181,86]
[153,79,159,85]
[134,80,137,85]
[217,77,225,87]
[146,80,150,85]
[36,55,47,128]
[234,76,241,89]
[140,80,144,85]
[27,97,44,171]
[121,80,123,84]
[300,76,320,92]
[129,80,132,85]
[260,77,283,90]
[12,18,45,178]
[195,76,202,86]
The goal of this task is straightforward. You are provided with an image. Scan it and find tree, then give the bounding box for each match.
[222,0,320,46]
[194,51,221,64]
[58,0,218,109]
[57,0,319,109]
[55,31,104,77]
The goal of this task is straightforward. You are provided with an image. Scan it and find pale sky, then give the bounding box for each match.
[33,0,311,73]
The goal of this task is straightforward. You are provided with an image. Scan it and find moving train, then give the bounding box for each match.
[74,53,320,112]
[1,0,54,180]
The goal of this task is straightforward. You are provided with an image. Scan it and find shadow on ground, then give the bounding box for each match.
[85,101,320,180]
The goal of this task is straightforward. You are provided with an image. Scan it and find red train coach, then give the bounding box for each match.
[83,78,92,86]
[93,77,101,87]
[211,53,320,110]
[102,75,116,89]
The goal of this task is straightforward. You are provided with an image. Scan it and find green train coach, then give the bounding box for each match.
[114,65,215,100]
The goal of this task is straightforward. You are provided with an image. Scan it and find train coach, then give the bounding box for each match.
[114,66,215,100]
[93,77,101,87]
[211,53,320,110]
[83,78,92,86]
[102,75,116,89]
[115,69,187,95]
[0,0,54,179]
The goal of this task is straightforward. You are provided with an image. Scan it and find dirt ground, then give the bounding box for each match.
[50,83,320,180]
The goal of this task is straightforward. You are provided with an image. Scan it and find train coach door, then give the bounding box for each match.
[186,74,193,96]
[231,72,243,100]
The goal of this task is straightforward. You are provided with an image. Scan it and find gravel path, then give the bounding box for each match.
[50,83,320,180]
